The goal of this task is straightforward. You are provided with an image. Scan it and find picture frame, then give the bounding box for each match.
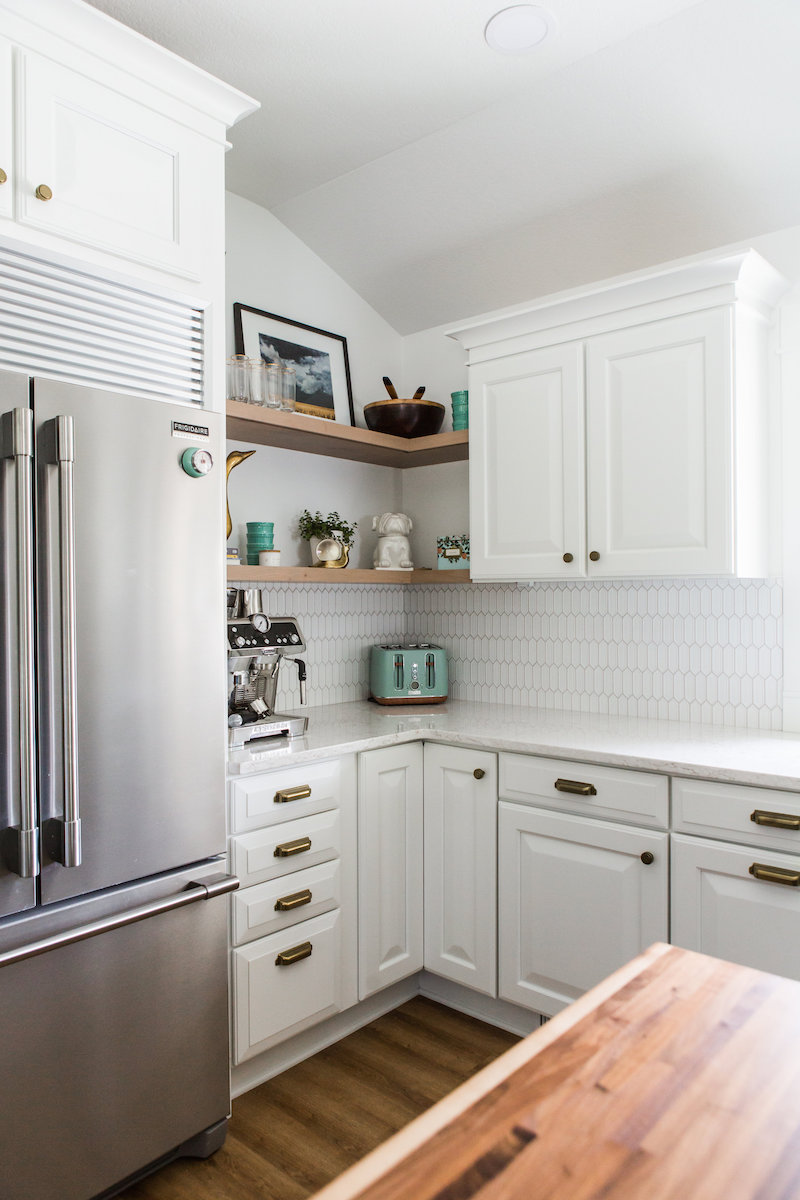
[233,302,355,425]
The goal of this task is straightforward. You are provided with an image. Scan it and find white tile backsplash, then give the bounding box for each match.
[242,577,783,729]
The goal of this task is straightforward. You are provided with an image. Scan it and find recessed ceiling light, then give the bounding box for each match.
[484,5,551,54]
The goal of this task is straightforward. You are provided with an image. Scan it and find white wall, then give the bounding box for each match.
[225,191,406,566]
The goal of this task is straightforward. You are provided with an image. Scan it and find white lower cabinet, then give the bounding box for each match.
[423,744,497,996]
[358,744,424,999]
[229,756,357,1065]
[498,802,668,1016]
[671,834,800,982]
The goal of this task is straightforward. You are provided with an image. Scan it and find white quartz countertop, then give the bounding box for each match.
[228,700,800,791]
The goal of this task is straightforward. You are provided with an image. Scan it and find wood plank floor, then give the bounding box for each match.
[119,998,520,1200]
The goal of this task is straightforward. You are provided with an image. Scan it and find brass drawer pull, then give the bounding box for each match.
[749,863,800,887]
[274,784,312,804]
[274,888,313,912]
[274,836,312,858]
[554,778,597,797]
[275,941,312,966]
[750,809,800,831]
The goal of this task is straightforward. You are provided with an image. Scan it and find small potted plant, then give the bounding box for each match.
[298,509,357,568]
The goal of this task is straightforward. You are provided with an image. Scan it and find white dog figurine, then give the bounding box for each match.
[372,512,414,570]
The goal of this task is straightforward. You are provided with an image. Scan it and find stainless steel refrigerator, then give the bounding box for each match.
[0,372,236,1200]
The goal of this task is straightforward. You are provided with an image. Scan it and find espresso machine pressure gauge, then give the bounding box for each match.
[252,614,269,634]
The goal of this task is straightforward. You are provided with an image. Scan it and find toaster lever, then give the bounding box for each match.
[394,653,404,690]
[426,652,435,690]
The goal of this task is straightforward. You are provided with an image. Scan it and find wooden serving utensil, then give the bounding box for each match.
[382,375,399,399]
[412,386,426,400]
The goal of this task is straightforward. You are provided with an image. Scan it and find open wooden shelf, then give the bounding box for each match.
[226,400,468,468]
[227,565,471,585]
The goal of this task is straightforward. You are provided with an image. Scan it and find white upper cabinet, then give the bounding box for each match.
[0,0,256,296]
[469,344,584,579]
[16,52,211,283]
[584,308,732,577]
[452,251,787,581]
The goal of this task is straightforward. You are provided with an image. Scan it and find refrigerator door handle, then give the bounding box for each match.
[0,873,239,969]
[0,407,39,879]
[44,415,81,868]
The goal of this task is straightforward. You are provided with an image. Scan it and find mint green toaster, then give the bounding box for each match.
[370,644,448,705]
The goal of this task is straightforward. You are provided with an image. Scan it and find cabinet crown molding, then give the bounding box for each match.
[0,0,258,133]
[447,250,789,356]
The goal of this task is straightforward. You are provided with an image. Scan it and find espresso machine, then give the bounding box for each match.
[226,588,308,747]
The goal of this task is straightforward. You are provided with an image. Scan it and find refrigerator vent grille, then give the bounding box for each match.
[0,244,204,403]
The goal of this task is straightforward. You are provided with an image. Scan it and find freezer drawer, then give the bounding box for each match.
[0,862,236,1200]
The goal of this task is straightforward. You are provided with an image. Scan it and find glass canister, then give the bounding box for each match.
[226,355,251,404]
[279,365,296,411]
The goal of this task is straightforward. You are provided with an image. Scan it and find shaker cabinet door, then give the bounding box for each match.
[499,803,668,1016]
[469,343,585,579]
[0,39,12,222]
[423,744,497,996]
[358,744,424,999]
[585,308,733,577]
[16,51,212,281]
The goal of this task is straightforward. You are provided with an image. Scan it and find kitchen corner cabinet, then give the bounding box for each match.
[497,755,668,1017]
[358,744,424,999]
[423,745,497,997]
[456,251,786,581]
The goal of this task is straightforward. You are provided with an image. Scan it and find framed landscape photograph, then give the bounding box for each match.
[233,303,355,424]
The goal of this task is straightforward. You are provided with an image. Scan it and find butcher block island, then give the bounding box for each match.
[310,944,800,1200]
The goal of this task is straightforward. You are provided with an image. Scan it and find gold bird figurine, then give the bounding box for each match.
[226,449,256,539]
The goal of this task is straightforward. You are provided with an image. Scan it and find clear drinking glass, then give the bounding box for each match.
[264,363,282,408]
[279,366,296,412]
[226,355,251,404]
[248,361,269,407]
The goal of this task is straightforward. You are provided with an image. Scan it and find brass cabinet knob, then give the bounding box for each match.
[0,168,7,185]
[641,851,655,865]
[473,768,485,780]
[35,184,53,201]
[589,550,600,562]
[562,552,573,563]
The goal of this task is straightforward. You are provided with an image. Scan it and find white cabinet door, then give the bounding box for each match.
[16,51,212,281]
[0,39,11,222]
[499,803,667,1015]
[672,834,800,981]
[469,343,585,579]
[358,744,424,999]
[424,745,497,997]
[585,308,733,577]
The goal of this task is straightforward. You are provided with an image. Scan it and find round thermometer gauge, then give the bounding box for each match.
[180,447,214,478]
[251,614,269,633]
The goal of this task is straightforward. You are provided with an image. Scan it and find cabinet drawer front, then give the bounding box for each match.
[229,758,348,833]
[232,910,345,1063]
[231,859,341,947]
[230,809,340,888]
[499,753,668,828]
[671,834,800,981]
[673,779,800,853]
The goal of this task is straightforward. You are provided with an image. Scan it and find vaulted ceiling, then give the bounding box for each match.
[86,0,800,332]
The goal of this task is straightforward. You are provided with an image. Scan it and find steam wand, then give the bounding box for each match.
[288,658,307,706]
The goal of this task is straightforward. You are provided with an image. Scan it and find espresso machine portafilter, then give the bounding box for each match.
[226,588,308,747]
